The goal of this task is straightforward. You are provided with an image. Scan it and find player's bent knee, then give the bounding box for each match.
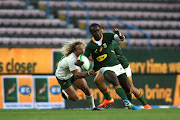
[69,94,79,101]
[74,97,79,101]
[72,96,79,101]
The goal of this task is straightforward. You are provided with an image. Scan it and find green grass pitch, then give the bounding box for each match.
[0,108,179,120]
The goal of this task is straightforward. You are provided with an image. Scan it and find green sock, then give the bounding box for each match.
[104,92,111,100]
[115,87,128,100]
[126,93,132,102]
[138,95,148,105]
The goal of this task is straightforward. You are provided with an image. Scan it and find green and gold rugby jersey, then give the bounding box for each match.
[112,40,129,69]
[84,32,121,72]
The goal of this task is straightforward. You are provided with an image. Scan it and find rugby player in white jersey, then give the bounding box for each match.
[55,40,99,110]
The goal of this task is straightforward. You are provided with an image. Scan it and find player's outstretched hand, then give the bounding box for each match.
[111,28,120,34]
[75,60,84,66]
[111,28,125,41]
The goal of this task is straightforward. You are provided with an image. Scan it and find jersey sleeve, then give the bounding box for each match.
[67,56,79,72]
[113,41,123,56]
[103,32,115,42]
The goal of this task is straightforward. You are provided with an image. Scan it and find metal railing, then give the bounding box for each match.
[46,0,49,19]
[26,0,29,9]
[107,16,151,50]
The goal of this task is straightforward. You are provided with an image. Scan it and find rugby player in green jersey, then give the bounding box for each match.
[83,23,141,110]
[94,25,151,110]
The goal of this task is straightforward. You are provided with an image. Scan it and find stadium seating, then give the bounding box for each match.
[39,1,180,12]
[0,0,179,48]
[58,10,180,20]
[0,28,85,38]
[0,9,46,18]
[0,19,66,28]
[0,1,26,9]
[78,20,180,29]
[0,37,90,48]
[2,27,179,39]
[1,37,180,48]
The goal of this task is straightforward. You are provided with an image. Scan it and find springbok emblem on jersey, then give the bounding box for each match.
[7,83,16,95]
[38,83,47,95]
[94,49,98,53]
[103,43,107,48]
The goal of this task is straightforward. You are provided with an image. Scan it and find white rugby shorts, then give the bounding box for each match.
[124,65,132,77]
[100,64,125,76]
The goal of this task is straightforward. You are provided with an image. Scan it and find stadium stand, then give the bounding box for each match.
[0,19,66,28]
[58,10,180,20]
[0,28,86,38]
[55,0,180,48]
[1,37,179,48]
[0,9,46,18]
[0,0,26,9]
[78,20,180,29]
[39,1,180,12]
[0,0,179,48]
[0,37,89,48]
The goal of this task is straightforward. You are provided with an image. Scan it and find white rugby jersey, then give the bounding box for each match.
[55,52,79,80]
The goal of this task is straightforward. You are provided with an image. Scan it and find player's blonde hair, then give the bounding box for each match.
[62,39,86,57]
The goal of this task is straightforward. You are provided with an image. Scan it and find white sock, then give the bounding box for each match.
[86,94,95,109]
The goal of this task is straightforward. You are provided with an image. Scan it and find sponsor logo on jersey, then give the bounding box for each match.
[50,85,61,95]
[19,85,31,95]
[103,43,107,48]
[96,54,107,62]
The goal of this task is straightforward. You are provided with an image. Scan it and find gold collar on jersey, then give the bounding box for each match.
[92,34,103,43]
